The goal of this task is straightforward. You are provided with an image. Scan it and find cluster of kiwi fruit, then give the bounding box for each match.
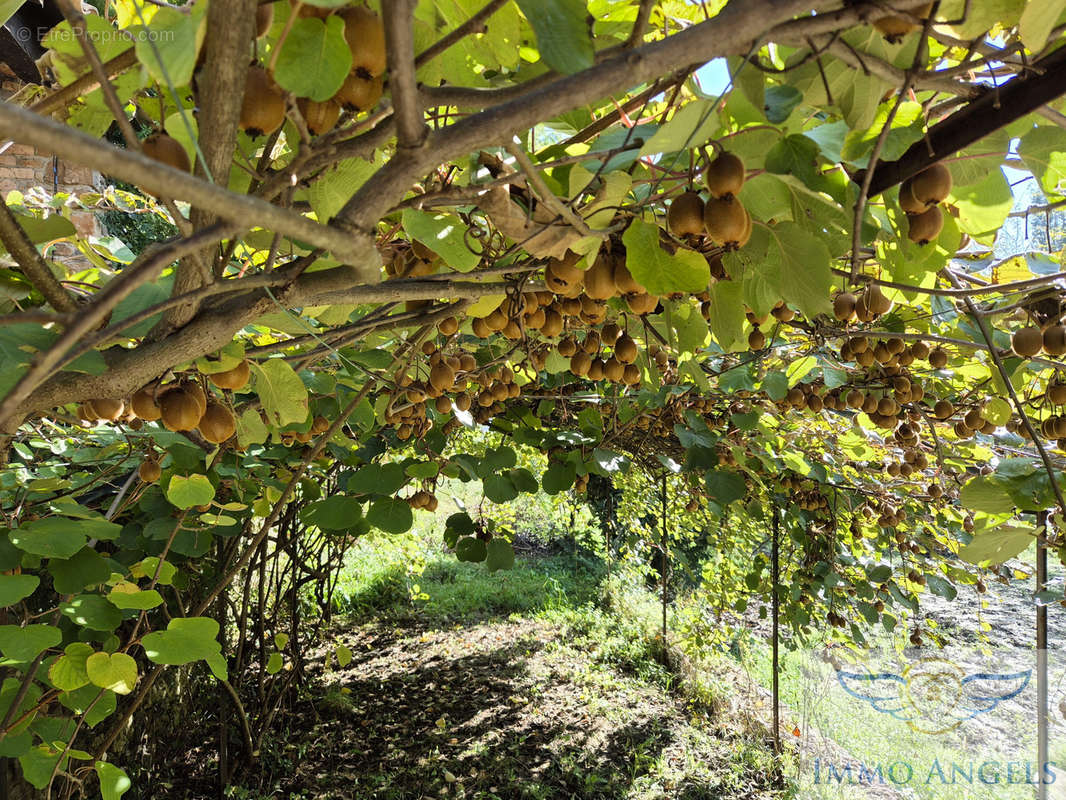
[1010,318,1066,358]
[899,163,952,245]
[666,151,753,249]
[237,4,387,138]
[543,247,658,319]
[407,488,440,512]
[832,283,894,324]
[744,301,796,349]
[77,360,249,449]
[561,324,642,386]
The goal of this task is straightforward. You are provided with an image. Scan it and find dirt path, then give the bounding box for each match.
[240,618,787,800]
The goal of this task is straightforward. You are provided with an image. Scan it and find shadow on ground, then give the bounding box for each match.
[239,620,783,800]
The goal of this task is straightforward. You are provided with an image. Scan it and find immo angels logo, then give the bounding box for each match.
[837,657,1030,735]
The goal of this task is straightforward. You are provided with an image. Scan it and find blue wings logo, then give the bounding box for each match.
[837,658,1030,734]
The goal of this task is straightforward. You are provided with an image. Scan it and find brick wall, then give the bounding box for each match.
[0,64,101,240]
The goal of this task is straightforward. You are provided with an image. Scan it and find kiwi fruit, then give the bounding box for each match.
[438,316,459,336]
[297,98,341,136]
[341,6,387,77]
[614,333,638,364]
[1049,383,1066,405]
[604,357,625,383]
[898,178,926,215]
[583,252,618,300]
[866,285,893,316]
[540,309,564,337]
[159,387,203,431]
[833,292,857,322]
[209,360,251,391]
[929,347,948,368]
[198,403,236,444]
[705,151,745,198]
[748,329,766,350]
[910,341,930,359]
[471,317,492,338]
[1045,325,1066,356]
[703,195,749,247]
[601,322,622,345]
[131,386,162,421]
[138,459,162,483]
[570,351,592,377]
[312,415,330,434]
[907,205,943,244]
[142,133,191,173]
[612,258,644,295]
[255,2,274,37]
[588,358,606,381]
[430,361,456,392]
[667,191,705,236]
[87,398,125,421]
[626,293,659,315]
[873,2,933,40]
[1012,326,1044,357]
[545,252,584,297]
[240,67,285,137]
[334,72,383,112]
[930,399,952,420]
[623,363,641,385]
[909,163,952,208]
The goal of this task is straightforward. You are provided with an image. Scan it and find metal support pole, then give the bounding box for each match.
[772,509,781,755]
[1037,510,1049,800]
[660,473,668,642]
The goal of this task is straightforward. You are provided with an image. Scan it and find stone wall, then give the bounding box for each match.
[0,64,101,239]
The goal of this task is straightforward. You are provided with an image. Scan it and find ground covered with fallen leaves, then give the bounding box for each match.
[237,616,785,800]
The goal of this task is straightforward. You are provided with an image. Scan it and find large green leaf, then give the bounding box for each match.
[402,209,482,272]
[623,219,710,295]
[141,617,227,679]
[486,539,515,571]
[96,761,132,800]
[274,16,352,100]
[514,0,593,74]
[60,594,122,632]
[166,474,215,510]
[133,4,207,88]
[706,279,745,351]
[0,574,38,608]
[1019,0,1066,51]
[251,359,310,427]
[0,624,60,663]
[366,497,413,534]
[49,547,112,594]
[85,652,138,696]
[959,524,1034,565]
[300,496,364,531]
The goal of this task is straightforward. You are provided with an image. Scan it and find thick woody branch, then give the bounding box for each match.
[0,225,232,430]
[415,0,508,67]
[30,49,138,116]
[384,0,427,149]
[0,202,79,313]
[857,44,1066,197]
[163,0,259,331]
[335,0,925,234]
[9,274,520,421]
[0,102,380,279]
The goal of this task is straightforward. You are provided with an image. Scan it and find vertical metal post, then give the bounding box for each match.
[772,509,781,755]
[660,473,668,642]
[1037,510,1049,800]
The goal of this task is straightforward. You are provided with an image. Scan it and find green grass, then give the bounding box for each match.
[333,527,606,621]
